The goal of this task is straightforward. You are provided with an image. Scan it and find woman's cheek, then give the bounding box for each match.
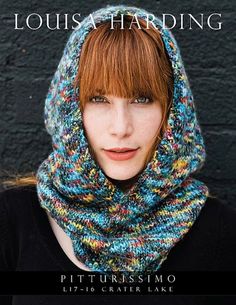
[137,111,162,137]
[83,109,106,144]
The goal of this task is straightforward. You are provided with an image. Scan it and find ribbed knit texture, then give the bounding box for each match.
[36,5,209,274]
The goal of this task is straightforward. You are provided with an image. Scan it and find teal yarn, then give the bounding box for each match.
[36,5,209,274]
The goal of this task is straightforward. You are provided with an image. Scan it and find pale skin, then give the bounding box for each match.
[83,94,163,180]
[47,94,162,271]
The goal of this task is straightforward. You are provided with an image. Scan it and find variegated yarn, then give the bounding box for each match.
[36,5,209,274]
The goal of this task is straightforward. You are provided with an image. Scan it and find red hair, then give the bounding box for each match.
[74,15,174,165]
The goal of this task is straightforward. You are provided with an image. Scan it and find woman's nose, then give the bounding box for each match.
[109,105,133,138]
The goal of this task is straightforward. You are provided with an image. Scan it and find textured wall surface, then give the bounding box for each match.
[0,0,235,205]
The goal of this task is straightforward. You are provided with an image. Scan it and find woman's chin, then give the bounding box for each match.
[103,169,139,181]
[103,166,143,183]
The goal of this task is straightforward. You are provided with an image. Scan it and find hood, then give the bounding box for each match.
[36,5,208,274]
[44,5,205,175]
[42,4,206,199]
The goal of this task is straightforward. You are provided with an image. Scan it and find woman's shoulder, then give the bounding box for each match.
[198,195,236,236]
[207,196,236,240]
[0,185,40,231]
[201,196,236,268]
[0,185,38,211]
[203,196,236,222]
[0,186,38,270]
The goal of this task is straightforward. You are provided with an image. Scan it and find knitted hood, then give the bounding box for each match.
[45,5,205,181]
[36,5,208,273]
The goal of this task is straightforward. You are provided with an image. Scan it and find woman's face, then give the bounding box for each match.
[83,94,162,180]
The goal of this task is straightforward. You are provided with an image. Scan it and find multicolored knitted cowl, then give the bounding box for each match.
[36,5,209,274]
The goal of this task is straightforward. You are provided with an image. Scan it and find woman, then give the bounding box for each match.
[1,4,236,305]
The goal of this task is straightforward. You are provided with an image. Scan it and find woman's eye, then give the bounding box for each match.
[89,96,108,103]
[133,96,152,104]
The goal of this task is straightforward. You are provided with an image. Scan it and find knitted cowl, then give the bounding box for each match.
[36,5,209,274]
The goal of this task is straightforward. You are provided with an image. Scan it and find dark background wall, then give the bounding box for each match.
[0,0,235,205]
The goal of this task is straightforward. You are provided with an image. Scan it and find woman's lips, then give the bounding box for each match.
[103,148,139,161]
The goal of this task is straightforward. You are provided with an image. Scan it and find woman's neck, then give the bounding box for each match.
[106,174,140,192]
